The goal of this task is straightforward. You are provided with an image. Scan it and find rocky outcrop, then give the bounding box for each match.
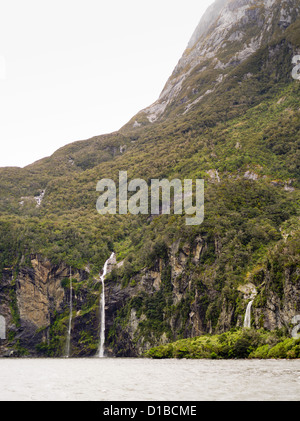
[104,235,300,357]
[0,233,299,358]
[0,255,92,357]
[17,256,65,330]
[252,267,300,331]
[130,0,300,125]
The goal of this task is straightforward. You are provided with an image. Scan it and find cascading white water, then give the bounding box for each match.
[65,267,73,358]
[99,253,115,358]
[244,300,253,329]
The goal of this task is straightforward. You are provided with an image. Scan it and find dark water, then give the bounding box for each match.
[0,358,299,401]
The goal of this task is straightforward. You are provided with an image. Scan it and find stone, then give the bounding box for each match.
[139,0,292,122]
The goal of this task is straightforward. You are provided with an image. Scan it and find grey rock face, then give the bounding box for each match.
[137,0,298,124]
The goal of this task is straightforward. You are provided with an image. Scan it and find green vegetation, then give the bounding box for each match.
[145,329,300,359]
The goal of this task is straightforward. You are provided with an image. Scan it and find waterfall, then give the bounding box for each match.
[65,267,73,358]
[292,315,300,339]
[244,300,253,329]
[98,252,115,358]
[0,315,6,340]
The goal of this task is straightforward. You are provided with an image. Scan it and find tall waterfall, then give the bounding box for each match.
[244,300,253,329]
[65,267,73,358]
[99,253,115,358]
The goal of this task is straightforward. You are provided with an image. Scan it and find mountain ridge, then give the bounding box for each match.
[126,0,300,127]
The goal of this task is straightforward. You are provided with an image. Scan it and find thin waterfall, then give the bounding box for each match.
[65,267,73,358]
[99,252,115,358]
[244,300,253,329]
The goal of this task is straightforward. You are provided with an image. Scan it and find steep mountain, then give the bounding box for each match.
[126,0,300,125]
[0,0,299,357]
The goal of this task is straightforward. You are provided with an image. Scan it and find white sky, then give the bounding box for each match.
[0,0,214,168]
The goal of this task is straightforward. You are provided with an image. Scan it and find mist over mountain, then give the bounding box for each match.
[0,0,299,358]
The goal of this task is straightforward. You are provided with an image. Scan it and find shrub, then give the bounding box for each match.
[268,339,296,359]
[249,344,270,359]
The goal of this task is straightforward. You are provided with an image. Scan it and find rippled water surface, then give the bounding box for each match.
[0,358,299,401]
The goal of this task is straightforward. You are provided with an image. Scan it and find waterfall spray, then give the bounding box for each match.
[244,300,253,329]
[98,253,115,358]
[65,267,73,358]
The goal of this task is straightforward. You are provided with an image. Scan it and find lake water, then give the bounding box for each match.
[0,358,299,401]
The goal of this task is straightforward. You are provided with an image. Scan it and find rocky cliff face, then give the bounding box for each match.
[0,255,97,357]
[128,0,300,126]
[0,232,299,358]
[17,257,65,332]
[104,234,300,357]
